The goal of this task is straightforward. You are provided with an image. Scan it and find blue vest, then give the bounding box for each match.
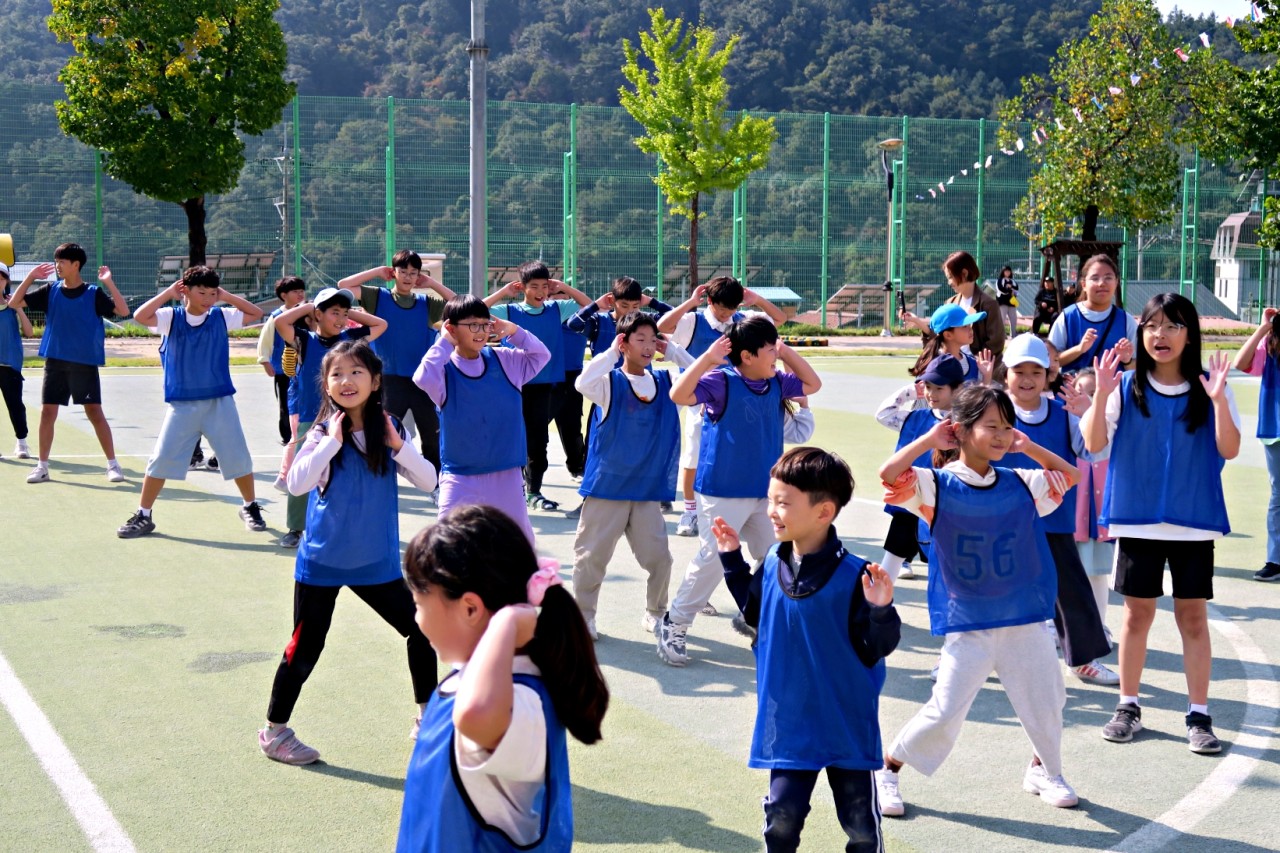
[38,283,106,365]
[507,303,564,385]
[927,468,1058,635]
[373,291,436,377]
[1002,399,1077,534]
[885,407,943,518]
[397,672,572,853]
[295,423,403,586]
[159,308,236,403]
[293,330,359,424]
[1101,372,1230,534]
[591,312,618,357]
[694,368,785,498]
[0,308,21,371]
[751,546,885,770]
[961,354,979,383]
[561,323,585,378]
[439,348,527,475]
[1059,304,1128,373]
[267,307,290,373]
[685,311,743,361]
[1259,351,1280,440]
[580,369,679,501]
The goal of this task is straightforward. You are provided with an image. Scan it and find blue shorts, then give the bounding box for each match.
[146,396,254,480]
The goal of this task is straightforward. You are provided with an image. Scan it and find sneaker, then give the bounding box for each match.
[676,510,698,537]
[26,465,49,484]
[1022,761,1079,808]
[106,461,125,483]
[585,617,598,641]
[1101,702,1143,742]
[1254,562,1280,582]
[700,601,718,617]
[116,511,156,539]
[279,530,302,548]
[897,562,915,580]
[258,725,320,765]
[14,439,30,459]
[425,488,439,508]
[239,501,268,532]
[640,613,658,634]
[875,769,905,817]
[189,450,205,471]
[731,611,757,642]
[409,715,421,741]
[659,501,673,513]
[206,455,219,472]
[525,492,559,511]
[1072,660,1120,686]
[272,474,288,493]
[655,613,689,666]
[565,504,582,520]
[1186,711,1222,754]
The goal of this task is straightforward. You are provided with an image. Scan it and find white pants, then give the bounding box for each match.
[889,622,1066,776]
[678,404,704,470]
[667,493,774,625]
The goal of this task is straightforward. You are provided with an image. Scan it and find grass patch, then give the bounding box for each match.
[28,324,262,339]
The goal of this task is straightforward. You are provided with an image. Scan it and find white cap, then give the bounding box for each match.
[0,262,9,280]
[1004,333,1050,368]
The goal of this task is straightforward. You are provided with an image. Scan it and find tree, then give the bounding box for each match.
[49,1,295,264]
[619,8,776,288]
[998,0,1230,242]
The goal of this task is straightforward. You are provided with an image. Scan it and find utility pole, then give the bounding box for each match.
[468,1,488,297]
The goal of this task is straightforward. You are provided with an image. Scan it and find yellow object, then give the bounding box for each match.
[282,344,297,377]
[0,234,13,266]
[1010,296,1019,308]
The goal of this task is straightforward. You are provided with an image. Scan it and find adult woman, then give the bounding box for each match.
[995,265,1019,337]
[902,251,1005,365]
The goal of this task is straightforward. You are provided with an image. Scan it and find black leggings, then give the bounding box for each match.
[272,373,291,444]
[882,512,921,561]
[763,767,883,852]
[521,382,556,493]
[1046,531,1111,667]
[0,367,27,440]
[382,374,441,471]
[266,578,438,724]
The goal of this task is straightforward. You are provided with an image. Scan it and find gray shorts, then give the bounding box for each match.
[146,396,254,481]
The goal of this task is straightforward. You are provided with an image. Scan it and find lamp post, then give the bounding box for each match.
[877,137,904,336]
[468,0,488,297]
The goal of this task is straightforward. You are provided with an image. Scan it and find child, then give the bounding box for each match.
[274,288,388,547]
[8,244,129,483]
[483,262,592,510]
[654,316,821,666]
[571,313,691,640]
[1000,334,1115,685]
[658,276,786,538]
[0,262,33,458]
[413,295,551,546]
[1234,307,1280,581]
[339,250,456,474]
[568,275,676,368]
[1047,254,1136,374]
[256,276,308,449]
[874,354,965,580]
[1063,368,1116,638]
[260,341,438,765]
[902,304,993,384]
[875,384,1081,816]
[1082,293,1239,754]
[397,505,609,852]
[902,252,1004,364]
[116,266,269,539]
[715,447,900,852]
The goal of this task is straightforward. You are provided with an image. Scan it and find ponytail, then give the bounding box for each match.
[528,586,610,744]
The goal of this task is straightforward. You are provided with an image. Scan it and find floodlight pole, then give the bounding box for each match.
[468,1,488,297]
[877,138,904,336]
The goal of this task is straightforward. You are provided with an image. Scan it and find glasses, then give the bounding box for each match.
[1085,275,1117,284]
[1142,322,1186,335]
[458,321,494,334]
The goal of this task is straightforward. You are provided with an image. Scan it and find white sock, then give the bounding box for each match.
[137,507,152,517]
[683,499,696,513]
[1121,695,1140,707]
[243,500,255,508]
[107,458,118,466]
[881,552,906,574]
[1189,703,1208,716]
[35,460,48,469]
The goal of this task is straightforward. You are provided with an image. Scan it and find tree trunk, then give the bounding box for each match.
[182,196,208,266]
[1082,204,1099,243]
[688,193,699,298]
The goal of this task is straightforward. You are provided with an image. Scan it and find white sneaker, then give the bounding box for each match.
[1072,660,1120,686]
[676,510,699,537]
[106,461,125,483]
[1023,761,1079,808]
[585,617,598,642]
[875,768,905,817]
[655,614,690,666]
[272,473,288,493]
[14,439,29,459]
[897,562,915,580]
[27,465,49,484]
[640,613,658,634]
[700,601,719,617]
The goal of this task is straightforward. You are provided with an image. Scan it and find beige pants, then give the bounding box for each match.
[572,497,673,622]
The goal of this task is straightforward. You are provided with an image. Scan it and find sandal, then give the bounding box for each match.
[526,492,559,511]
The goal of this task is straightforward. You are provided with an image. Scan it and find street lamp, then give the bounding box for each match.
[877,138,904,336]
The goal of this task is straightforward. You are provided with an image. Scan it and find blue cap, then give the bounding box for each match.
[929,303,985,334]
[920,354,966,386]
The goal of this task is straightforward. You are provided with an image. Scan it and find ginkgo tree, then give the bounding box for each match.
[49,1,295,265]
[619,8,776,289]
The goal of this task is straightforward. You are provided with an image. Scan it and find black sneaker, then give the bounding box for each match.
[731,611,758,645]
[659,501,673,513]
[1186,711,1223,754]
[239,501,267,532]
[117,511,156,539]
[1102,702,1142,742]
[206,455,219,472]
[1254,563,1280,582]
[189,450,205,470]
[279,530,301,548]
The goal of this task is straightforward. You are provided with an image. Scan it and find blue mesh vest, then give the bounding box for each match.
[1059,304,1128,373]
[580,369,679,501]
[372,291,436,377]
[39,283,105,365]
[694,368,784,498]
[439,348,526,475]
[561,323,585,377]
[0,307,21,370]
[885,407,943,518]
[1100,372,1229,534]
[751,546,885,770]
[506,303,564,385]
[1002,399,1078,534]
[591,312,618,357]
[267,307,289,373]
[397,672,572,853]
[1259,351,1280,440]
[927,468,1058,634]
[293,330,358,424]
[159,308,236,403]
[685,311,743,360]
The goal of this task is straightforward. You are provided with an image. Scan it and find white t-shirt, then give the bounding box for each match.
[148,306,244,335]
[894,460,1062,519]
[1047,304,1138,356]
[575,339,695,417]
[671,306,735,349]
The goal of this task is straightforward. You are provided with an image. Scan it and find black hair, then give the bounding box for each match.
[53,243,87,269]
[181,265,219,289]
[770,446,854,511]
[518,260,550,284]
[951,383,1015,433]
[275,275,306,299]
[616,311,658,340]
[391,249,422,270]
[705,276,745,309]
[1134,293,1208,432]
[1268,312,1280,361]
[726,315,778,366]
[314,340,391,476]
[443,294,491,325]
[402,506,610,745]
[909,328,965,378]
[611,276,643,302]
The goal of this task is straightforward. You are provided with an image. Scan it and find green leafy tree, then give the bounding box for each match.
[48,1,296,264]
[998,0,1230,242]
[619,7,776,288]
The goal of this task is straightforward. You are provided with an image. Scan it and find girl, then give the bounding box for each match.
[875,384,1081,817]
[903,304,994,383]
[397,505,609,852]
[1083,293,1238,754]
[1232,306,1280,582]
[259,340,439,765]
[995,265,1019,338]
[1047,254,1136,375]
[0,264,33,458]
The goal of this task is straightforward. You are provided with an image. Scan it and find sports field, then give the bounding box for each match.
[1,356,1277,852]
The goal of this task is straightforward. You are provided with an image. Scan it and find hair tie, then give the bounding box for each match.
[527,558,563,606]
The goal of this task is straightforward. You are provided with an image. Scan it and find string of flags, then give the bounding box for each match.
[913,6,1265,202]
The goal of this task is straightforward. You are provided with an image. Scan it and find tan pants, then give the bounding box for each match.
[572,497,673,622]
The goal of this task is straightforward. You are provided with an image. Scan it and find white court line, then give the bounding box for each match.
[0,649,136,853]
[30,454,283,460]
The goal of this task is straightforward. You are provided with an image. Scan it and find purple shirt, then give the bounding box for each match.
[693,368,805,421]
[412,327,551,407]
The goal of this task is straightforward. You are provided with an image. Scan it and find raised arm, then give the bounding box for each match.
[742,288,786,326]
[1008,430,1081,487]
[337,265,393,293]
[549,279,592,307]
[274,301,315,347]
[1080,349,1122,455]
[1234,308,1275,373]
[657,284,706,335]
[217,287,263,322]
[420,270,456,301]
[8,262,55,309]
[776,340,821,396]
[483,280,521,308]
[670,336,730,406]
[347,306,388,341]
[880,419,951,485]
[1202,351,1241,461]
[132,282,182,328]
[97,266,130,317]
[453,605,537,750]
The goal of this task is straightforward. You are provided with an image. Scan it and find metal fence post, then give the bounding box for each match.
[292,97,302,276]
[820,112,830,328]
[975,118,985,277]
[897,116,909,290]
[656,158,664,301]
[385,96,395,266]
[1261,169,1270,313]
[93,149,104,269]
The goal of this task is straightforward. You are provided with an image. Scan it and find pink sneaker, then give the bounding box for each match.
[258,725,320,765]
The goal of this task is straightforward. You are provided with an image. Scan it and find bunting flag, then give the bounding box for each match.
[1175,48,1190,62]
[1226,16,1235,28]
[985,154,993,167]
[1092,96,1105,111]
[938,183,946,193]
[1055,117,1065,131]
[1073,106,1084,123]
[1199,32,1211,48]
[1001,147,1015,156]
[947,175,955,185]
[973,161,981,170]
[1016,137,1025,151]
[1130,73,1141,86]
[928,189,936,198]
[1108,86,1123,95]
[961,169,968,176]
[1153,57,1162,69]
[1251,3,1261,22]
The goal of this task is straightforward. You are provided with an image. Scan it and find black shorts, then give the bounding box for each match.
[1113,537,1214,600]
[42,358,103,406]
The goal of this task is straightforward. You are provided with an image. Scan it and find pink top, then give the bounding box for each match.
[412,327,551,407]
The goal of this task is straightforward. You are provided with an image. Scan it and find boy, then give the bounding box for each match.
[567,276,675,368]
[654,315,821,666]
[274,287,388,547]
[8,243,129,483]
[257,276,309,447]
[338,250,456,475]
[116,266,268,538]
[714,447,899,852]
[572,312,693,640]
[658,276,787,538]
[0,263,34,458]
[483,261,591,510]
